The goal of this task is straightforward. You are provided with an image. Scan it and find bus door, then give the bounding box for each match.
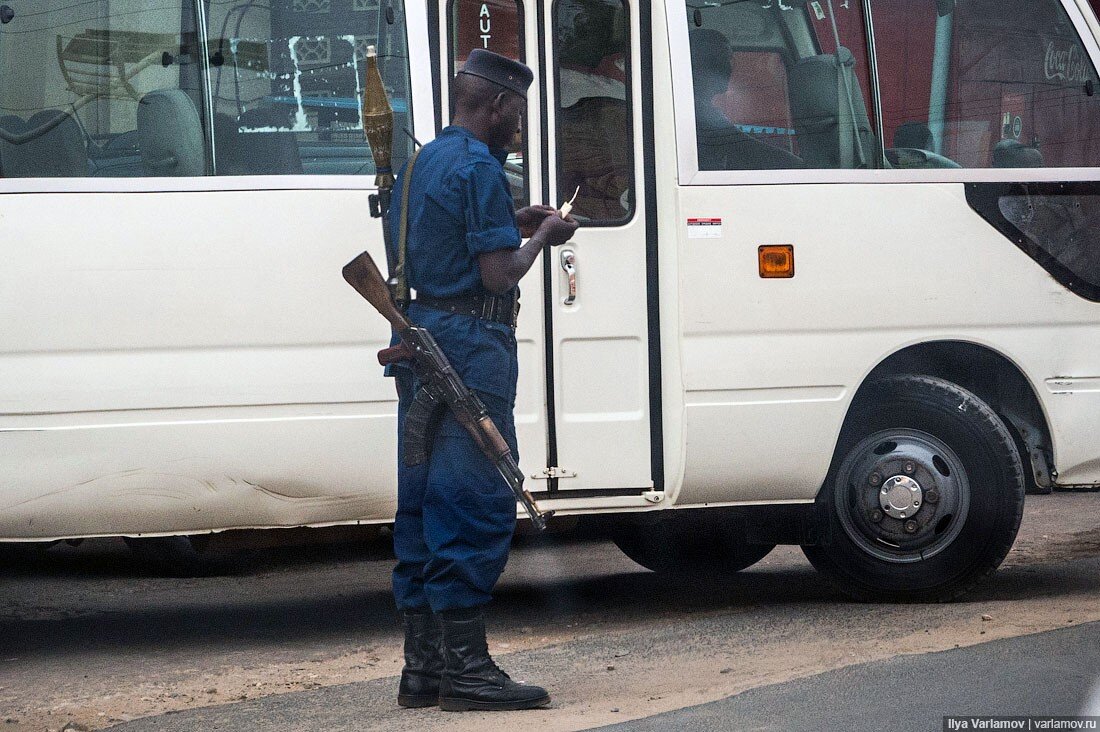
[442,0,656,496]
[538,0,654,494]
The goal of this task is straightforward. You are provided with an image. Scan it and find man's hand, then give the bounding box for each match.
[515,205,557,238]
[533,212,579,247]
[478,213,578,294]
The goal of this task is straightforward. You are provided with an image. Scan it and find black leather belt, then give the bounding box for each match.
[414,292,520,328]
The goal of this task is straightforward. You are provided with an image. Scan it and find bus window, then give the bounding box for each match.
[872,0,1100,169]
[449,0,529,205]
[205,0,413,176]
[996,187,1100,298]
[554,0,634,223]
[0,1,204,178]
[687,0,877,170]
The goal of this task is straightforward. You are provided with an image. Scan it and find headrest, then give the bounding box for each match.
[894,121,934,150]
[689,28,732,76]
[788,50,856,128]
[992,139,1044,168]
[138,89,204,176]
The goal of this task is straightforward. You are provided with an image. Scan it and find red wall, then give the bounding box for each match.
[872,0,937,148]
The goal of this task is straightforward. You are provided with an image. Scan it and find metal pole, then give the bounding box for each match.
[861,0,886,168]
[195,0,219,174]
[928,9,954,156]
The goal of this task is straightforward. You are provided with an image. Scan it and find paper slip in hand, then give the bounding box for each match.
[559,186,580,219]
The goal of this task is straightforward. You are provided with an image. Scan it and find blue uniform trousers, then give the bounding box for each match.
[392,370,519,612]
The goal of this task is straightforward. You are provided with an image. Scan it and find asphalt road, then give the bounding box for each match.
[595,621,1100,732]
[2,491,1100,732]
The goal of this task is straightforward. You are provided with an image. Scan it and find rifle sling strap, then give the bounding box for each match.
[395,146,423,308]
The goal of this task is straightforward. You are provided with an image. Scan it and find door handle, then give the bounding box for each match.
[560,249,576,305]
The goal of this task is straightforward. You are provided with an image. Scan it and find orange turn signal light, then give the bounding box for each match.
[759,245,795,278]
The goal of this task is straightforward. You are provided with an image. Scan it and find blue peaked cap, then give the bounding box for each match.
[458,49,534,98]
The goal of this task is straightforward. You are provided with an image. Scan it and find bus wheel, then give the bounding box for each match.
[612,521,774,576]
[123,535,251,577]
[0,540,60,562]
[804,375,1024,602]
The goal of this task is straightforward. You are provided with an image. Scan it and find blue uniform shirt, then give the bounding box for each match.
[387,126,522,402]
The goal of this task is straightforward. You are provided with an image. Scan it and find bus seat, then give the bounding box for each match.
[26,110,89,177]
[788,49,875,169]
[992,139,1044,168]
[212,113,240,172]
[137,89,205,176]
[213,108,302,175]
[0,115,27,176]
[697,125,806,170]
[0,112,88,177]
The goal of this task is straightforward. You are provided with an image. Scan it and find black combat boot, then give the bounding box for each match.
[438,607,550,712]
[397,609,444,708]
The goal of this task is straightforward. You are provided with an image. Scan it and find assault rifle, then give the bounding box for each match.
[342,251,552,531]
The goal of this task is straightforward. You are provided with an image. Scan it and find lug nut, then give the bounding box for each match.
[926,489,940,504]
[869,473,882,487]
[870,509,884,523]
[904,520,919,534]
[904,462,916,474]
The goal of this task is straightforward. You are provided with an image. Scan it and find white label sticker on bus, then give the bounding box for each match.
[687,218,723,239]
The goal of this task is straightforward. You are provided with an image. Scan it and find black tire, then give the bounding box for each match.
[804,374,1025,602]
[0,540,60,562]
[124,535,252,577]
[612,520,775,576]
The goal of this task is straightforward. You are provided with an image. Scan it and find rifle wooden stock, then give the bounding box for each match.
[342,251,409,332]
[342,249,552,529]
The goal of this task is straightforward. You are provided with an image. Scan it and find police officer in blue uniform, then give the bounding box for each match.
[388,50,579,712]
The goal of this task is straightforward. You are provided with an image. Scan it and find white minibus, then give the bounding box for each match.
[3,0,1100,600]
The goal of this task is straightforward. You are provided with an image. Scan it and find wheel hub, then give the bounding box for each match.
[833,429,971,564]
[879,475,923,520]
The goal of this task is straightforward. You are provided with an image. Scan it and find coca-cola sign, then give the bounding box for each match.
[1044,41,1092,84]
